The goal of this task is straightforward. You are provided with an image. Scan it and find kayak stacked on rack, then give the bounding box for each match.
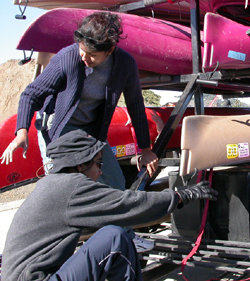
[16,8,203,75]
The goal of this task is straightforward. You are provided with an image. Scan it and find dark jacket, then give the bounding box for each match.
[16,43,150,148]
[2,173,179,281]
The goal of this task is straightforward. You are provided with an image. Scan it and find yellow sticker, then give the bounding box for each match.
[116,145,126,157]
[226,144,238,159]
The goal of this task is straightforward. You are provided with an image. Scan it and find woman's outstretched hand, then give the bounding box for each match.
[1,128,29,164]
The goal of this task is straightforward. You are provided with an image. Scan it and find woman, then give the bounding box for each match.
[1,12,158,189]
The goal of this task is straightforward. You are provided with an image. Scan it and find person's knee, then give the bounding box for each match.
[102,225,126,237]
[101,225,130,247]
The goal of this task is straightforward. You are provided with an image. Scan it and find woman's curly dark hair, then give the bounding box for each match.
[74,12,124,51]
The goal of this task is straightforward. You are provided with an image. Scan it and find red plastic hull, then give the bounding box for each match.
[1,106,250,189]
[0,115,44,189]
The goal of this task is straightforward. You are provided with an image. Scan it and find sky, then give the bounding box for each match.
[0,1,45,65]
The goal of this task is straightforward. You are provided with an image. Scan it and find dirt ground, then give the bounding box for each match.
[0,183,37,203]
[0,59,36,203]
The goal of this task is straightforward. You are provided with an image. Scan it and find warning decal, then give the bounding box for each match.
[226,143,249,159]
[226,144,238,159]
[238,143,249,158]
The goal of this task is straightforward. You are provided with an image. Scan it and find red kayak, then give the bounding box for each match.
[1,106,250,190]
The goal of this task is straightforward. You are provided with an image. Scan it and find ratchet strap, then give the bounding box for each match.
[181,169,213,280]
[181,169,250,281]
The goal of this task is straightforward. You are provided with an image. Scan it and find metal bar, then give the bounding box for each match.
[130,74,199,191]
[154,242,250,255]
[140,74,172,85]
[119,0,168,12]
[190,0,204,115]
[196,79,218,86]
[142,256,250,274]
[143,252,250,269]
[119,157,180,166]
[170,260,250,274]
[144,254,250,274]
[140,68,250,89]
[194,85,204,115]
[140,232,250,249]
[151,247,250,261]
[190,0,201,74]
[182,68,250,82]
[153,240,250,254]
[169,235,250,248]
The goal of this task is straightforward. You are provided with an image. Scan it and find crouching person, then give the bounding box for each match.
[2,129,218,281]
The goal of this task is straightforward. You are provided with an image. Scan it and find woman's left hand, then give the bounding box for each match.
[139,148,158,177]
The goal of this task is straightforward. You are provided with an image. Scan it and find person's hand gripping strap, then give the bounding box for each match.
[176,181,218,209]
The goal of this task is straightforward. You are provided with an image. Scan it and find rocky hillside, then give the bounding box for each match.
[0,59,36,124]
[0,59,161,125]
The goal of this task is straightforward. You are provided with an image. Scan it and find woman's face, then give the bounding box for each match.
[79,43,113,67]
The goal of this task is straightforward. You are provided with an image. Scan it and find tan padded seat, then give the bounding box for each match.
[179,114,250,176]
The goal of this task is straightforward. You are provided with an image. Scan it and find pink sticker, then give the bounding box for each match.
[126,143,136,156]
[238,143,249,158]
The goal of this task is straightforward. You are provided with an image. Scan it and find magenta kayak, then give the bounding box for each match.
[203,12,250,70]
[16,8,204,75]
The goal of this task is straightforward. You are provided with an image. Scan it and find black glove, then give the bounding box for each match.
[176,181,218,208]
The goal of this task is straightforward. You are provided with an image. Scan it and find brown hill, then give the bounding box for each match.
[0,59,36,124]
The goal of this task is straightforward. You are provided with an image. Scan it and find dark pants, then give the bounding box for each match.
[49,225,142,281]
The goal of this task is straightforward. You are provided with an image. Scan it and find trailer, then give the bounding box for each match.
[2,0,250,279]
